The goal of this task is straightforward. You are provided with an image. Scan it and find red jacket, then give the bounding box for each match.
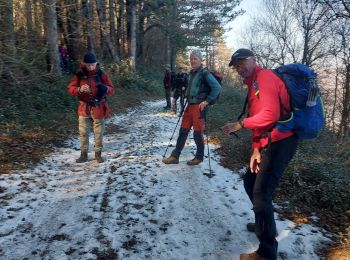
[242,66,294,149]
[163,69,171,88]
[67,64,115,119]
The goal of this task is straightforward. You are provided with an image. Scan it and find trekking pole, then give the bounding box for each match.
[201,107,213,177]
[163,100,188,158]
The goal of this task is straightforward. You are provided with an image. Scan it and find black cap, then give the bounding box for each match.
[228,48,254,67]
[83,52,97,63]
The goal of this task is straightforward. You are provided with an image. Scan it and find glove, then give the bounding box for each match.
[97,84,108,95]
[96,84,108,103]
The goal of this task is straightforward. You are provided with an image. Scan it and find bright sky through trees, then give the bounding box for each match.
[224,0,260,49]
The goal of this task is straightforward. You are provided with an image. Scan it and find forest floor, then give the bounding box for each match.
[0,101,338,260]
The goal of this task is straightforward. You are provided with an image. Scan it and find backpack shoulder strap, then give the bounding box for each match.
[94,65,105,83]
[237,71,261,120]
[200,67,210,85]
[237,94,249,121]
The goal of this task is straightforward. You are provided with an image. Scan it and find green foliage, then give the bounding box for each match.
[0,64,163,136]
[280,132,350,217]
[103,60,162,92]
[0,76,76,135]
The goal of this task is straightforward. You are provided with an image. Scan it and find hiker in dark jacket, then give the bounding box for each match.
[67,52,115,163]
[221,48,298,260]
[163,65,172,109]
[163,49,221,165]
[171,67,188,115]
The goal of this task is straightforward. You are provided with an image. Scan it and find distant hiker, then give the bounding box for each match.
[58,43,69,73]
[171,67,188,115]
[67,52,115,163]
[162,49,221,165]
[221,48,298,260]
[163,64,172,109]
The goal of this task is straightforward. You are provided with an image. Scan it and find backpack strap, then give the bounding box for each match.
[237,80,258,121]
[237,94,248,121]
[200,67,210,85]
[272,70,292,117]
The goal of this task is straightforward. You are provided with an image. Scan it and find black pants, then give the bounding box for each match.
[243,135,298,260]
[173,90,185,112]
[164,87,171,108]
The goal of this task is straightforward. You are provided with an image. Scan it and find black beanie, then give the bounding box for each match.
[83,52,97,63]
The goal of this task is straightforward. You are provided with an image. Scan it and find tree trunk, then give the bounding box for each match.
[82,0,95,52]
[166,33,171,67]
[66,0,81,61]
[136,2,145,64]
[2,0,15,55]
[25,0,34,34]
[331,68,339,132]
[117,0,125,57]
[96,0,120,62]
[339,62,350,136]
[43,0,61,75]
[129,0,137,69]
[109,0,117,45]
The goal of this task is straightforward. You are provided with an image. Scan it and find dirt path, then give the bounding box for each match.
[0,101,332,260]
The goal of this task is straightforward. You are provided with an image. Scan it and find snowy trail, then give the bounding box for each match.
[0,101,332,260]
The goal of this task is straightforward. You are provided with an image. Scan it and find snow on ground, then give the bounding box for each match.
[0,100,334,260]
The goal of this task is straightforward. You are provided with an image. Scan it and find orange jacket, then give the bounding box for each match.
[242,66,294,149]
[67,64,115,119]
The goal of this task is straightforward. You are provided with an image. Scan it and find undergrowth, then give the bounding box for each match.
[0,62,163,174]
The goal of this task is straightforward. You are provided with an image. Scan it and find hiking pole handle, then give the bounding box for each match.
[218,127,239,139]
[230,132,239,139]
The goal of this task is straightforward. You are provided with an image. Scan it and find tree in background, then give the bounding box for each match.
[0,0,243,83]
[44,0,61,75]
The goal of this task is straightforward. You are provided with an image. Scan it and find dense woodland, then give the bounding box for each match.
[0,0,349,137]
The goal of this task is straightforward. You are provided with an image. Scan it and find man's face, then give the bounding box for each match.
[233,57,256,78]
[190,54,202,69]
[84,62,97,71]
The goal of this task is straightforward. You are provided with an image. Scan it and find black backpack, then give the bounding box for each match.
[199,68,223,105]
[175,73,188,89]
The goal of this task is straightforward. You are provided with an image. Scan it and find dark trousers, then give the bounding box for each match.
[173,90,185,112]
[243,135,298,260]
[164,87,171,108]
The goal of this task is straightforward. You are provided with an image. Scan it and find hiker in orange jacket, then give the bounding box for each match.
[67,52,115,163]
[222,48,298,260]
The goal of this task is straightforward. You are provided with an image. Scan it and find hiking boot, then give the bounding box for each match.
[95,152,104,163]
[186,158,203,166]
[162,155,179,164]
[76,152,88,163]
[240,251,267,260]
[246,222,255,232]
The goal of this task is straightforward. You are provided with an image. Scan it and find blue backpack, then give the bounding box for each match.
[273,63,324,139]
[238,63,325,139]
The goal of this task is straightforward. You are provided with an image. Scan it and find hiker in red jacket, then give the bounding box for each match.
[67,52,115,163]
[221,49,298,260]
